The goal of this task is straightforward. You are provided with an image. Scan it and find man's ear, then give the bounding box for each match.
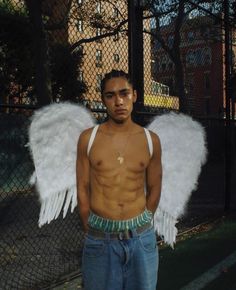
[133,90,137,103]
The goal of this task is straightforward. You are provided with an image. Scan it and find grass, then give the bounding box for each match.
[206,263,236,290]
[157,216,236,290]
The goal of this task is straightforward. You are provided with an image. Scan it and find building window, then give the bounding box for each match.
[203,47,212,65]
[195,49,203,65]
[186,51,195,66]
[96,50,102,66]
[96,27,101,36]
[154,40,162,50]
[167,35,174,48]
[113,32,119,41]
[151,81,169,95]
[96,49,102,62]
[78,70,83,82]
[200,26,211,39]
[204,72,210,91]
[96,74,103,91]
[77,20,83,32]
[186,74,194,94]
[114,54,120,63]
[96,1,102,14]
[187,31,195,42]
[167,78,174,94]
[113,7,119,18]
[151,59,159,76]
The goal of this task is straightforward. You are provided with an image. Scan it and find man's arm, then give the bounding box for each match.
[146,132,162,214]
[76,129,91,233]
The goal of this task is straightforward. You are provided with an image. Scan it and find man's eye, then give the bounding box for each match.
[120,91,129,97]
[105,95,113,99]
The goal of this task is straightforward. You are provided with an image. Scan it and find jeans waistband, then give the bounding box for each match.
[88,208,153,232]
[88,222,152,240]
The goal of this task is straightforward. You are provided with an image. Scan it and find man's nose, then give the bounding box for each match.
[115,95,123,106]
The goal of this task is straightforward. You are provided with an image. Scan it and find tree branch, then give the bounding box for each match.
[70,18,128,51]
[45,0,73,31]
[102,0,126,21]
[143,28,175,60]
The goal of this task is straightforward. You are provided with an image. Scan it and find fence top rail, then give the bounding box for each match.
[0,103,38,110]
[1,104,235,124]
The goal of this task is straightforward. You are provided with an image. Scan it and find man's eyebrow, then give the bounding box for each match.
[119,88,130,93]
[103,88,131,95]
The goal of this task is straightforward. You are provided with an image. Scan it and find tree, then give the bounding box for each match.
[28,0,128,104]
[2,0,232,110]
[0,0,87,107]
[42,0,128,52]
[0,1,34,105]
[50,44,86,102]
[24,0,53,106]
[143,0,225,113]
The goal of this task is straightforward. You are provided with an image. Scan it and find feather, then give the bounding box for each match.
[28,102,95,227]
[29,103,207,246]
[148,112,207,247]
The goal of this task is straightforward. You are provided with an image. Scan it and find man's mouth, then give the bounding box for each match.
[115,109,126,114]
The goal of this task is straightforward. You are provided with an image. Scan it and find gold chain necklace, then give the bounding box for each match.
[112,130,133,165]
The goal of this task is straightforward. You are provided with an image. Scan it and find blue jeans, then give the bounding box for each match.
[82,226,158,290]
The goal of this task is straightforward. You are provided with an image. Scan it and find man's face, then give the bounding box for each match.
[102,77,137,123]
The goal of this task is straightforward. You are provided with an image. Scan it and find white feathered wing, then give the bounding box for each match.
[148,112,207,247]
[29,103,207,246]
[28,102,95,227]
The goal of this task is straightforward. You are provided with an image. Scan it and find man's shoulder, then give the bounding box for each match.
[78,126,97,144]
[81,126,96,137]
[131,123,145,134]
[144,128,161,153]
[145,128,159,139]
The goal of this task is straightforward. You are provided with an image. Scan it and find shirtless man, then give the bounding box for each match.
[76,70,162,290]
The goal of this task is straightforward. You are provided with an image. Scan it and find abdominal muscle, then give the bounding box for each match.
[89,167,147,220]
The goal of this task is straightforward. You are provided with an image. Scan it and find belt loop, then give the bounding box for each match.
[130,228,137,238]
[105,232,110,240]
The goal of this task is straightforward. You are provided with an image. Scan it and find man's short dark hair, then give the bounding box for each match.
[101,70,134,96]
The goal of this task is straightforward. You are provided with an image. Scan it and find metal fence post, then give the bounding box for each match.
[25,0,52,107]
[128,0,144,114]
[223,0,232,212]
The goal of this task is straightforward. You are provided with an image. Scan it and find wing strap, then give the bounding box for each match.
[87,125,99,156]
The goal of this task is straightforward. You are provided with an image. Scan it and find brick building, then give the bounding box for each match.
[45,0,152,107]
[46,0,174,110]
[151,15,236,117]
[6,0,177,110]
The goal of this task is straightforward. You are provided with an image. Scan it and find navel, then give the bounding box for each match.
[96,160,102,166]
[139,161,145,167]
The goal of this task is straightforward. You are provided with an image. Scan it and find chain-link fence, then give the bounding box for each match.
[0,0,236,289]
[0,108,84,290]
[140,0,236,227]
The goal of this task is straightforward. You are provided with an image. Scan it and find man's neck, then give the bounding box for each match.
[105,118,134,133]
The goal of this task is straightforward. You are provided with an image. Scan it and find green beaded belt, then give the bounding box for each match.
[88,208,153,232]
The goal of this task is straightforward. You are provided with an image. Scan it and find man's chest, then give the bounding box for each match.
[89,136,150,173]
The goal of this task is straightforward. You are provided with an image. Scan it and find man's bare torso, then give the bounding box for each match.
[88,123,151,220]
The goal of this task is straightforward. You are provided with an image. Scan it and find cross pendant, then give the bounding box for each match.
[117,156,124,164]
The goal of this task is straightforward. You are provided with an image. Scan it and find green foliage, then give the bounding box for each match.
[0,1,86,105]
[0,0,27,15]
[0,2,34,103]
[50,44,87,102]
